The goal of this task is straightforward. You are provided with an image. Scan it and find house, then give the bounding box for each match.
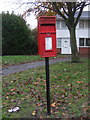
[56,11,90,57]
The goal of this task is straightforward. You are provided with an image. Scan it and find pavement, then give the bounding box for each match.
[2,58,70,76]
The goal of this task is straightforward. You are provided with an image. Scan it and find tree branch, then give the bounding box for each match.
[62,6,69,17]
[51,2,67,20]
[66,2,72,15]
[74,2,86,27]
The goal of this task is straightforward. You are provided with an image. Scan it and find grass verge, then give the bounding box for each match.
[2,55,69,67]
[2,55,44,67]
[2,58,89,119]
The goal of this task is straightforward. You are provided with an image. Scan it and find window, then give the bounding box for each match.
[57,38,62,48]
[79,20,84,28]
[79,20,90,28]
[86,38,90,46]
[86,20,90,28]
[56,21,60,30]
[79,38,90,47]
[85,20,88,28]
[79,38,84,46]
[56,20,67,29]
[61,20,66,28]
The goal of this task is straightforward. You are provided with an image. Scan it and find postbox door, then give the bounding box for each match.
[39,33,56,57]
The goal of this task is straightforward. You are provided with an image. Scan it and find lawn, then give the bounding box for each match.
[2,58,89,119]
[2,55,44,67]
[2,55,68,67]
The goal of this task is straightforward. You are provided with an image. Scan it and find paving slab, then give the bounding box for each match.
[2,58,70,76]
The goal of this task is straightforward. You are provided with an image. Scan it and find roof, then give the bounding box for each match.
[56,11,90,20]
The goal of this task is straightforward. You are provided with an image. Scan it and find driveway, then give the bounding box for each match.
[2,58,70,76]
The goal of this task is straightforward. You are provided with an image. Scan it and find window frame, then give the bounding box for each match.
[79,38,90,47]
[56,20,60,30]
[79,20,85,28]
[57,38,62,48]
[79,20,90,28]
[60,20,67,28]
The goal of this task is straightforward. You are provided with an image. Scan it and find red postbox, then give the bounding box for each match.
[38,16,57,57]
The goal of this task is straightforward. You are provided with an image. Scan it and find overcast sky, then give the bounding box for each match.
[0,0,89,29]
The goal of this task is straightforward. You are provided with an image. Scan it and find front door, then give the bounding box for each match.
[61,38,71,54]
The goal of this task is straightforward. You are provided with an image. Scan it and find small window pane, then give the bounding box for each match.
[79,38,84,46]
[61,21,66,28]
[56,21,60,30]
[57,38,61,48]
[86,38,90,46]
[85,21,88,28]
[79,20,84,28]
[85,20,90,28]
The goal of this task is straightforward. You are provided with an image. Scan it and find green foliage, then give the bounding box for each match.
[2,12,38,55]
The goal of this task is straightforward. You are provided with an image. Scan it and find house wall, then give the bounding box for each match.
[79,47,90,57]
[76,29,90,38]
[56,19,90,56]
[57,48,61,54]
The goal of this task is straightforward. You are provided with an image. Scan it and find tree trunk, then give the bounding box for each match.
[69,27,80,63]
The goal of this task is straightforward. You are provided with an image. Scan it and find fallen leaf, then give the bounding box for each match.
[40,115,43,119]
[67,84,71,87]
[61,89,66,93]
[44,80,46,82]
[54,76,57,79]
[3,102,7,105]
[76,81,83,84]
[34,82,38,85]
[21,98,25,100]
[6,96,9,99]
[32,110,36,116]
[51,102,56,107]
[10,88,16,91]
[10,92,16,95]
[37,78,41,81]
[63,113,65,116]
[37,103,40,106]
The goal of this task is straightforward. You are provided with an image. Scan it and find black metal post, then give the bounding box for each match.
[45,57,51,115]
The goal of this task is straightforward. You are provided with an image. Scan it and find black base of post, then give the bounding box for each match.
[45,57,51,115]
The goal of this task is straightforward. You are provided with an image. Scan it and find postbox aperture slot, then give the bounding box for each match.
[41,24,55,26]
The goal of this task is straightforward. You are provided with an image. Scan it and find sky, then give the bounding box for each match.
[0,0,37,29]
[0,0,89,29]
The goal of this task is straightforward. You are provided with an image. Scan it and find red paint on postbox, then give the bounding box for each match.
[38,16,57,57]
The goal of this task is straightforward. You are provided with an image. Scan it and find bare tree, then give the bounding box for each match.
[14,1,90,62]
